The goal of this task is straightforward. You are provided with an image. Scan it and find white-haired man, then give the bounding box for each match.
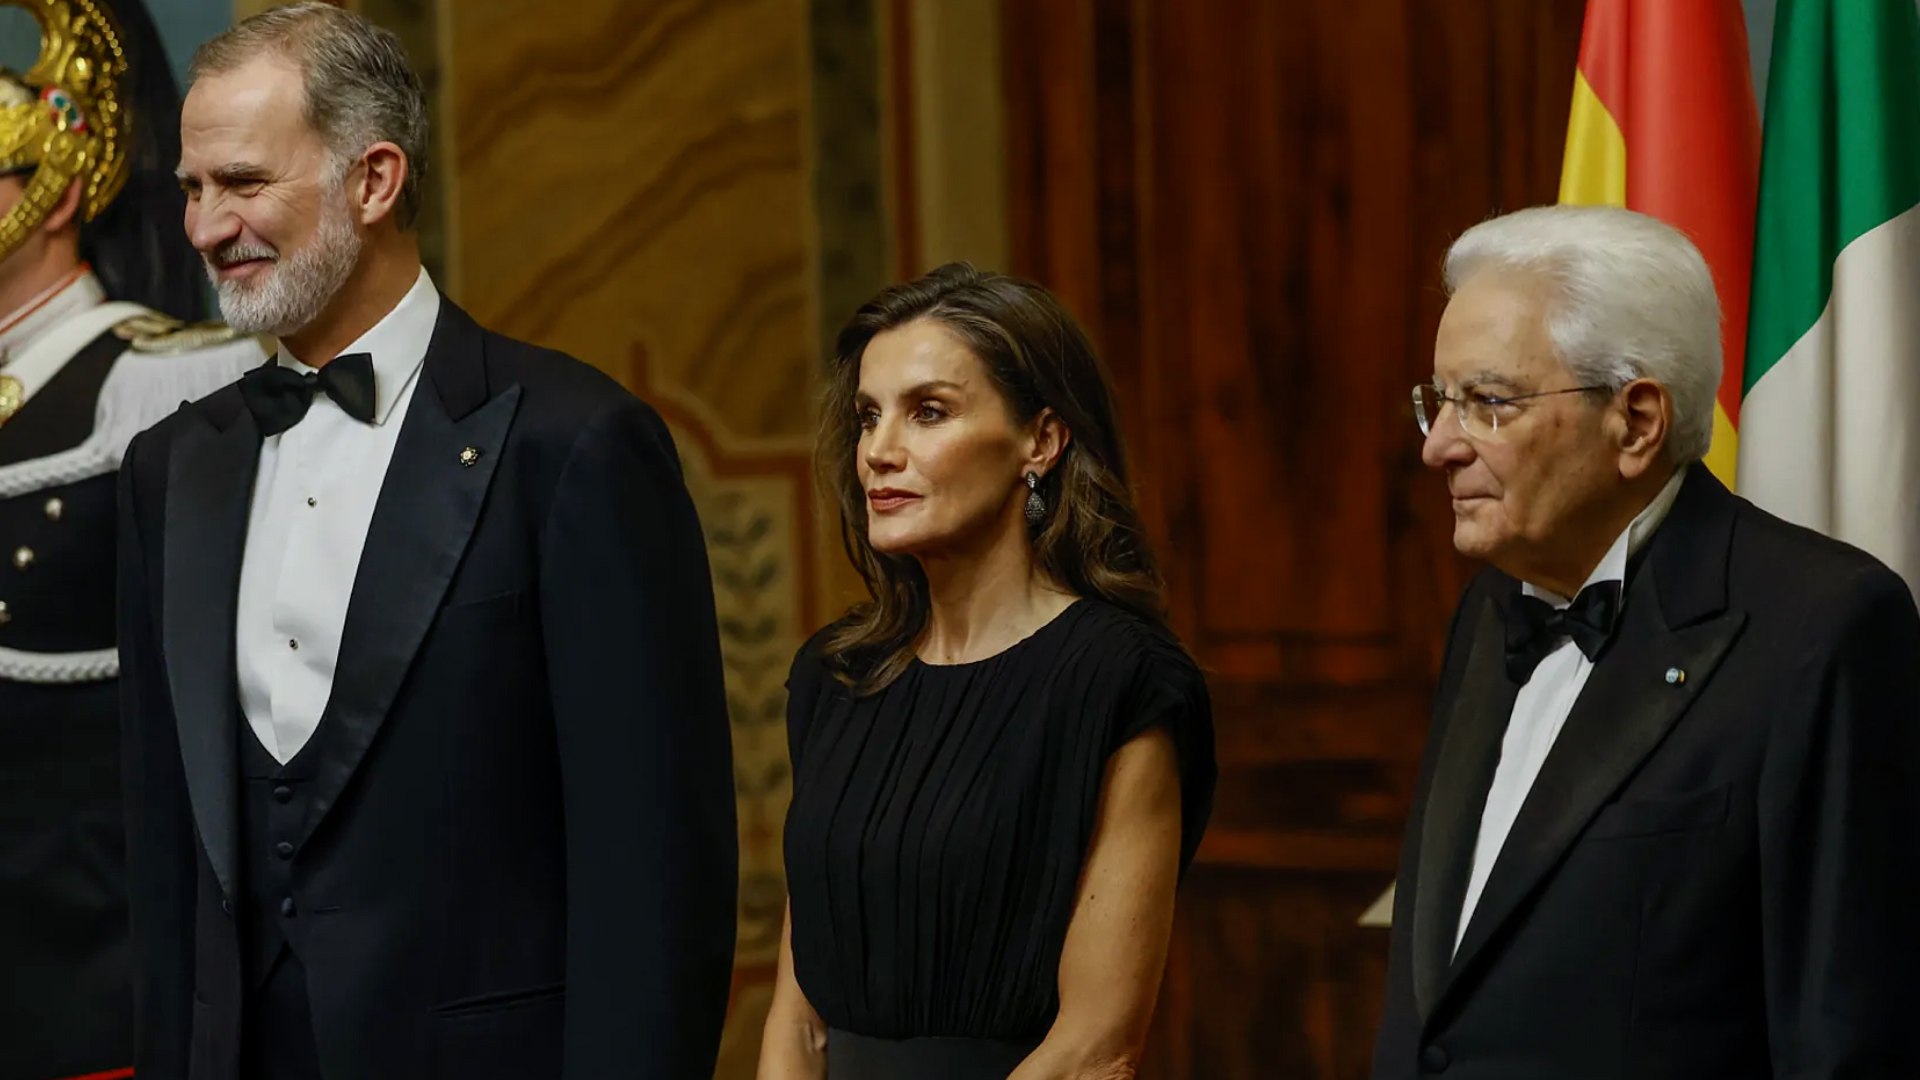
[1373,205,1920,1079]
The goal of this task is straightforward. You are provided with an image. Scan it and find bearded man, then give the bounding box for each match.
[119,5,738,1078]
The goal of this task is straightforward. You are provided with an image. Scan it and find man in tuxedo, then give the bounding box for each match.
[1373,205,1920,1079]
[2,3,261,1078]
[119,5,737,1078]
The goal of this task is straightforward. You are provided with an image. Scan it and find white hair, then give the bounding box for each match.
[1443,205,1722,463]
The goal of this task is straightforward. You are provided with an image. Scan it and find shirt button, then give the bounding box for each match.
[12,546,32,571]
[280,897,296,918]
[42,497,63,521]
[289,638,299,651]
[0,600,9,625]
[275,841,295,860]
[306,496,317,507]
[1421,1045,1451,1073]
[221,898,233,917]
[273,785,293,804]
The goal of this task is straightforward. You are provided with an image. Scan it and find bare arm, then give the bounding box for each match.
[756,901,829,1080]
[1009,726,1185,1080]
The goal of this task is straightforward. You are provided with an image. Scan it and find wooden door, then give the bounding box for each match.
[1002,2,1585,1074]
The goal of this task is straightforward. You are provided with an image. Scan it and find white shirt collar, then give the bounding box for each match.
[0,267,107,364]
[277,268,440,425]
[1523,468,1688,607]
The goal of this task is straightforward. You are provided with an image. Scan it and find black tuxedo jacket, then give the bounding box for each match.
[117,301,737,1080]
[1373,465,1920,1080]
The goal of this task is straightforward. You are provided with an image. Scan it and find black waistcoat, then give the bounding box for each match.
[236,717,336,1080]
[238,718,331,989]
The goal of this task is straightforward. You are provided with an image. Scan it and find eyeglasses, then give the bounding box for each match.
[1412,383,1611,442]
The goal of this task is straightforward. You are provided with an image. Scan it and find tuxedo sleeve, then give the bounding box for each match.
[538,396,738,1079]
[117,429,198,1079]
[1758,565,1920,1078]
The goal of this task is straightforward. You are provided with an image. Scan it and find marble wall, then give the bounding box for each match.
[434,0,884,1072]
[898,0,1008,274]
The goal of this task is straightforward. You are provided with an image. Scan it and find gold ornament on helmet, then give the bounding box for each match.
[0,0,131,264]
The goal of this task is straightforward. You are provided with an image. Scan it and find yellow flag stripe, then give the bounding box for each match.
[1559,71,1627,207]
[1703,401,1738,488]
[1382,13,1755,929]
[1558,70,1737,483]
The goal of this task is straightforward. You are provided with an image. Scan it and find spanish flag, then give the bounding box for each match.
[1558,0,1760,487]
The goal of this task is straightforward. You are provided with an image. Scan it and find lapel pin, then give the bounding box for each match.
[1665,667,1686,686]
[459,446,482,468]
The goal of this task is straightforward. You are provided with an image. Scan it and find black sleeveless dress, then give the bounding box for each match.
[783,600,1216,1078]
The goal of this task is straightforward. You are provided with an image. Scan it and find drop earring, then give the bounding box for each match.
[1024,471,1046,525]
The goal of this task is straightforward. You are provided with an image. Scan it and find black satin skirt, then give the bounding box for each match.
[826,1029,1040,1079]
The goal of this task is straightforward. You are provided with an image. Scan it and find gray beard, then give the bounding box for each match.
[208,194,363,338]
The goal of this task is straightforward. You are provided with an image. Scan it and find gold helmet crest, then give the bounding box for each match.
[0,0,131,263]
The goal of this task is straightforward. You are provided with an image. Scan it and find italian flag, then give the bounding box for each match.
[1737,0,1920,598]
[1558,0,1760,488]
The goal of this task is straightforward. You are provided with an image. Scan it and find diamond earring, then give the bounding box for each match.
[1024,471,1046,525]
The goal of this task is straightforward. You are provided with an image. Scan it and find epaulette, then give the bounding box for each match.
[111,312,245,355]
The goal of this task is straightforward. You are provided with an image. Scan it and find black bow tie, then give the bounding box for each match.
[240,354,377,437]
[1504,579,1624,684]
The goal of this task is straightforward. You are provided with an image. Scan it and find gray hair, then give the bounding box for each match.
[190,2,429,229]
[1443,205,1722,463]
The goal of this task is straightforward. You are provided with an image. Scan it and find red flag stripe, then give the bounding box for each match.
[1575,0,1629,118]
[1618,1,1761,423]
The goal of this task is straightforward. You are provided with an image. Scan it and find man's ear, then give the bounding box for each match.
[354,143,409,227]
[1616,379,1672,480]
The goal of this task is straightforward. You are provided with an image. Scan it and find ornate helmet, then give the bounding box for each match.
[0,0,131,264]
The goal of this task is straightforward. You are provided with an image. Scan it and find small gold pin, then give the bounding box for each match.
[1665,667,1686,686]
[459,446,482,468]
[43,497,63,522]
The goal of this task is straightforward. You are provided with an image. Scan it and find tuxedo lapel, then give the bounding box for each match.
[1438,466,1746,1011]
[298,304,519,845]
[1411,592,1519,1020]
[161,394,261,903]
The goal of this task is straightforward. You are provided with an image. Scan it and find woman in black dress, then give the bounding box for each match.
[757,264,1215,1079]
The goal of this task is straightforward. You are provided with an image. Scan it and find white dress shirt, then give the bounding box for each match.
[1454,468,1688,953]
[236,269,441,763]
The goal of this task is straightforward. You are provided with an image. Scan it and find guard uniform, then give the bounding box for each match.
[0,268,260,1079]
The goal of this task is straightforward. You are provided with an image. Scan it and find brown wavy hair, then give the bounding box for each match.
[817,262,1168,694]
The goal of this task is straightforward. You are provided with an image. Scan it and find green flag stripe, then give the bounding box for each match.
[1743,0,1920,394]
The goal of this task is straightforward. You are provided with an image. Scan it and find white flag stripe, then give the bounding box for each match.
[1738,204,1920,597]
